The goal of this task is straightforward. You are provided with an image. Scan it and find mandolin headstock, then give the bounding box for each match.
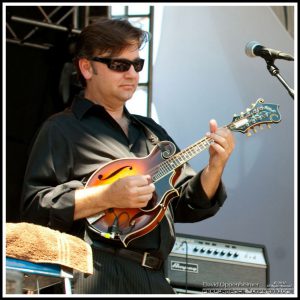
[228,98,281,136]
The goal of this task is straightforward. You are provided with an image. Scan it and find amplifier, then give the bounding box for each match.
[165,233,269,291]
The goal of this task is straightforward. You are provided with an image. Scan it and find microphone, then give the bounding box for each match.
[245,41,294,61]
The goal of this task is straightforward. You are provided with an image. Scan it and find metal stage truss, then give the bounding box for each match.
[6,6,108,50]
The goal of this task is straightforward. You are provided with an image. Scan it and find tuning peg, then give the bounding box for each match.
[267,124,271,129]
[246,131,252,137]
[252,127,257,133]
[260,124,264,130]
[246,108,251,112]
[240,112,244,116]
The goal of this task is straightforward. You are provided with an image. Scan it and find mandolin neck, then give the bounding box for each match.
[152,124,233,182]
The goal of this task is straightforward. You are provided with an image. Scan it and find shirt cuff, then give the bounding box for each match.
[48,181,83,232]
[186,171,226,209]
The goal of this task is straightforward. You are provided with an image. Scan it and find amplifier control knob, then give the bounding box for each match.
[193,247,199,252]
[200,248,206,253]
[220,251,225,256]
[227,252,232,257]
[213,250,219,255]
[233,252,239,258]
[207,249,212,254]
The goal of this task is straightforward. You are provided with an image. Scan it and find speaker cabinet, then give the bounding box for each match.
[165,233,269,292]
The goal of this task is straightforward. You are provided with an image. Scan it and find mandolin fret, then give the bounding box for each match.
[152,137,214,182]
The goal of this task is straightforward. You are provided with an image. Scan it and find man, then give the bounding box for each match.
[20,18,235,294]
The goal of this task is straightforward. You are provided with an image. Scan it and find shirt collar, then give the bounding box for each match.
[71,94,96,120]
[71,93,134,121]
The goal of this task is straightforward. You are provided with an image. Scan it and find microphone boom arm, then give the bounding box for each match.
[265,59,294,100]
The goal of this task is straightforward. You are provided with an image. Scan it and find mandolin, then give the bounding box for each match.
[85,98,281,247]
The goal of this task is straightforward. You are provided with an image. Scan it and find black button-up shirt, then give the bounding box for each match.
[20,95,227,259]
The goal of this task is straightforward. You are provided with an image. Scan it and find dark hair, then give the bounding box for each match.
[74,17,149,87]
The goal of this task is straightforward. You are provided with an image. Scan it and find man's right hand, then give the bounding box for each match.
[74,174,155,220]
[108,175,155,208]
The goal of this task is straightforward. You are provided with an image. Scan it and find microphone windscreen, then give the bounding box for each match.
[245,41,260,57]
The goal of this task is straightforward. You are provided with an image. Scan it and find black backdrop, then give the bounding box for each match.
[6,40,68,222]
[5,6,108,223]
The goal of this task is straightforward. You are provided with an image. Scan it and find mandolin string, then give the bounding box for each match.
[145,102,271,182]
[147,136,216,182]
[147,122,237,183]
[146,103,271,183]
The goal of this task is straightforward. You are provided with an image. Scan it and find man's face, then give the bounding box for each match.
[85,44,141,107]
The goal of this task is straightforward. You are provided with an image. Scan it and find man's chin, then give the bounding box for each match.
[122,92,135,102]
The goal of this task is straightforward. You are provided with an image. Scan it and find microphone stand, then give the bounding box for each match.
[265,59,294,100]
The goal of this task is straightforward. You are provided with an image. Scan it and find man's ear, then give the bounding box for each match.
[78,58,93,80]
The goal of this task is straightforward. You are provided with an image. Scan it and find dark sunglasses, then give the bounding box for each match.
[91,57,144,72]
